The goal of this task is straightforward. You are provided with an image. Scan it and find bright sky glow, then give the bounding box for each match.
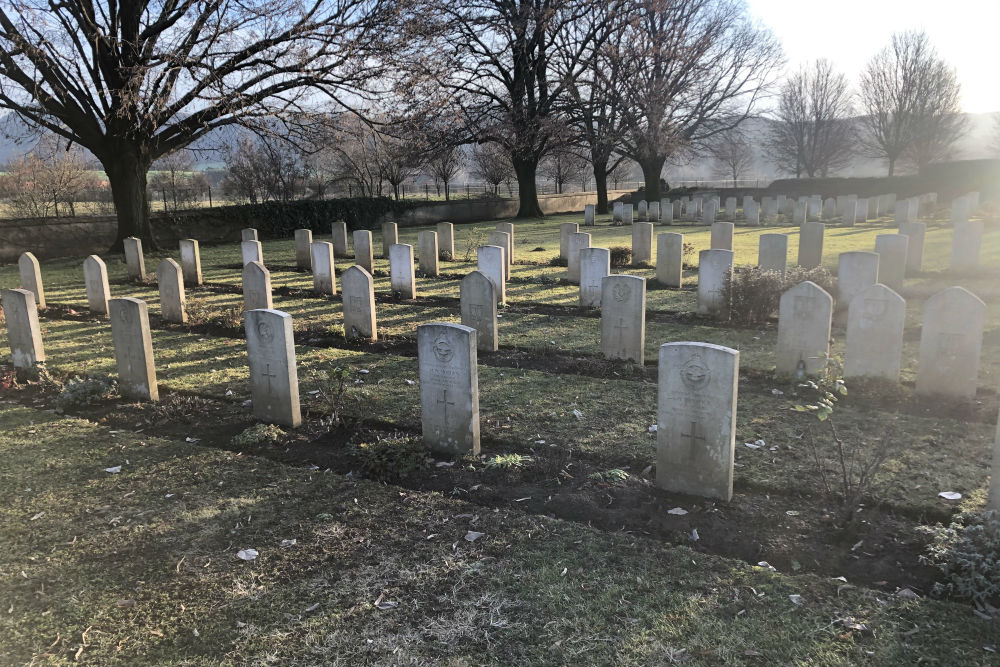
[747,0,1000,113]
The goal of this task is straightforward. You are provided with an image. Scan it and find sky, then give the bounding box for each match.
[747,0,1000,113]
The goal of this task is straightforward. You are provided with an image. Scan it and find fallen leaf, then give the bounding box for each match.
[667,507,688,515]
[464,531,484,542]
[236,549,258,561]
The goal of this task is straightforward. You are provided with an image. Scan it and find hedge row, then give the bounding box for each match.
[205,197,419,239]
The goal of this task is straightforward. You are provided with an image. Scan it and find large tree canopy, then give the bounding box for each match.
[0,0,398,248]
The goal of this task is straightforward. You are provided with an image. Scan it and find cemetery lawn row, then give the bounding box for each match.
[1,401,997,667]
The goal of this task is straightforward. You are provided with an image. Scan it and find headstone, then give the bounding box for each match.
[156,258,187,323]
[710,222,734,251]
[418,230,440,277]
[916,287,985,400]
[867,197,880,219]
[874,234,908,292]
[437,222,455,260]
[649,201,660,222]
[797,222,824,269]
[791,200,807,224]
[744,200,760,225]
[897,221,925,273]
[697,249,733,318]
[341,265,377,341]
[656,342,739,501]
[854,199,868,224]
[584,204,595,226]
[83,255,111,315]
[241,228,259,242]
[702,199,716,225]
[353,230,374,273]
[418,322,480,454]
[382,221,398,257]
[179,239,202,286]
[950,220,983,270]
[661,198,673,224]
[108,297,158,401]
[808,196,822,220]
[579,247,610,307]
[241,239,262,266]
[951,196,970,224]
[613,201,623,223]
[487,230,510,279]
[837,251,879,308]
[637,200,648,221]
[622,204,634,225]
[600,274,646,364]
[1,288,44,370]
[242,261,273,311]
[742,195,754,216]
[389,244,416,298]
[822,197,837,220]
[559,222,579,260]
[331,221,349,257]
[476,245,506,304]
[835,195,847,217]
[656,233,684,287]
[245,308,301,427]
[758,234,788,273]
[845,284,905,381]
[496,221,515,267]
[294,229,313,270]
[123,237,146,280]
[310,241,337,295]
[841,200,857,228]
[567,232,591,284]
[632,222,654,265]
[17,252,45,308]
[776,194,786,210]
[460,271,498,351]
[776,281,833,376]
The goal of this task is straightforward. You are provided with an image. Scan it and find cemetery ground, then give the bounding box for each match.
[2,210,999,664]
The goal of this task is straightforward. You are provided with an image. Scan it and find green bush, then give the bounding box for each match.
[206,198,417,239]
[548,255,568,267]
[785,266,837,305]
[354,436,427,482]
[919,510,1000,604]
[723,266,786,325]
[231,423,286,448]
[55,375,118,411]
[609,246,631,268]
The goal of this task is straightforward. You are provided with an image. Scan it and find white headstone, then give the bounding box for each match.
[710,222,734,251]
[241,240,262,266]
[294,229,313,270]
[656,342,738,501]
[389,244,416,299]
[418,231,440,277]
[461,271,498,351]
[353,230,374,273]
[83,255,111,316]
[567,232,591,284]
[559,222,579,260]
[841,200,857,228]
[697,250,733,318]
[898,222,925,273]
[1,288,44,370]
[17,252,45,309]
[613,201,623,223]
[241,228,258,242]
[845,284,905,381]
[797,222,824,269]
[776,281,833,376]
[637,200,648,221]
[661,198,673,224]
[123,237,146,280]
[874,234,908,292]
[179,239,202,286]
[156,258,187,323]
[437,222,455,260]
[341,265,377,341]
[758,234,788,273]
[657,233,684,288]
[487,230,509,280]
[331,221,349,257]
[245,308,301,427]
[823,198,837,220]
[600,274,646,364]
[382,221,398,258]
[242,261,273,311]
[584,204,595,226]
[418,322,480,454]
[622,204,634,225]
[837,251,879,307]
[791,200,807,224]
[854,199,868,224]
[310,241,337,295]
[108,297,158,401]
[950,220,983,270]
[496,222,515,266]
[915,287,985,400]
[579,247,610,307]
[702,199,717,225]
[632,222,654,265]
[476,245,506,305]
[649,201,660,222]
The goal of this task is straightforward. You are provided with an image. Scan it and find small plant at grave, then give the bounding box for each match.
[784,265,837,304]
[462,227,488,262]
[919,509,1000,605]
[231,423,286,448]
[184,298,242,330]
[484,453,532,470]
[681,242,696,266]
[548,255,568,267]
[609,246,632,268]
[439,249,453,261]
[55,374,118,411]
[313,366,356,427]
[723,266,785,325]
[354,436,427,482]
[588,468,629,484]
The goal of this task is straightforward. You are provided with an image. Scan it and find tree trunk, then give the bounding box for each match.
[887,158,895,177]
[512,155,543,218]
[638,155,666,203]
[593,161,610,214]
[444,181,450,201]
[104,149,154,252]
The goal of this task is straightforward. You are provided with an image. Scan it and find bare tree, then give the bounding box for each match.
[859,31,967,175]
[428,146,464,201]
[764,60,856,178]
[150,150,198,211]
[0,0,399,248]
[470,143,513,196]
[608,158,633,190]
[0,133,93,217]
[222,136,305,204]
[616,0,782,203]
[412,0,618,217]
[708,128,755,186]
[377,133,423,200]
[539,149,588,193]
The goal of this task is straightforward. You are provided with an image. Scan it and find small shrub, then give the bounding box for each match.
[723,266,785,325]
[439,249,453,261]
[785,265,837,304]
[231,423,286,448]
[609,246,631,268]
[185,298,242,329]
[589,468,629,484]
[919,510,1000,604]
[484,453,532,470]
[355,436,427,482]
[55,374,118,411]
[548,255,568,267]
[462,227,488,262]
[682,242,696,264]
[311,366,356,427]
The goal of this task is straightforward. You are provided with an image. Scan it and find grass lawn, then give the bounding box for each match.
[1,206,999,665]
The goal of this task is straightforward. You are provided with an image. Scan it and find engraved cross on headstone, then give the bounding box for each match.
[680,421,706,462]
[261,363,278,393]
[437,389,456,426]
[614,318,628,343]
